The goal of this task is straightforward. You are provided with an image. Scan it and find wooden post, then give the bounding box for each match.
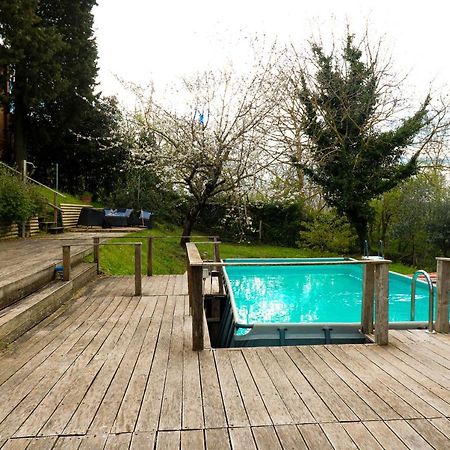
[53,192,58,226]
[374,260,390,345]
[187,264,193,313]
[436,257,450,333]
[63,245,71,281]
[147,236,153,276]
[135,243,142,296]
[213,237,224,295]
[93,237,100,274]
[191,264,204,351]
[361,262,375,334]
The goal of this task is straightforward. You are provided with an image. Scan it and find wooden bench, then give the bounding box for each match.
[60,203,92,229]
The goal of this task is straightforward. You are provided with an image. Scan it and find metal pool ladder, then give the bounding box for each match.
[410,270,435,332]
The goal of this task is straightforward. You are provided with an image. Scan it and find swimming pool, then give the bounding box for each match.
[219,258,436,347]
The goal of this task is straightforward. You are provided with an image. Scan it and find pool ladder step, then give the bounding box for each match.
[410,270,435,332]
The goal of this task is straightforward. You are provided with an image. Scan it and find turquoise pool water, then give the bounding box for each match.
[224,258,434,325]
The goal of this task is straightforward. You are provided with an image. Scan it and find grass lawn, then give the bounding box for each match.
[95,223,417,276]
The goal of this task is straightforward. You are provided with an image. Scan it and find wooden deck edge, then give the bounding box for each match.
[0,264,97,347]
[0,246,93,310]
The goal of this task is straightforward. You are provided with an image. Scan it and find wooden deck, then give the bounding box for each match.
[0,274,449,449]
[0,232,126,291]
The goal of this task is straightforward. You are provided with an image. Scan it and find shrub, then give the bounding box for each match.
[0,170,46,224]
[298,211,357,254]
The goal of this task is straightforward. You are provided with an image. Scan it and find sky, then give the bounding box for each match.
[93,0,450,106]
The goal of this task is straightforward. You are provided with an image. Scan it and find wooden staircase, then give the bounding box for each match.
[0,249,97,347]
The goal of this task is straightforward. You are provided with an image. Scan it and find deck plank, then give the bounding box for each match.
[363,420,409,450]
[228,427,257,450]
[407,418,450,449]
[286,347,359,422]
[135,295,176,432]
[199,350,227,429]
[269,347,336,423]
[205,428,230,450]
[0,274,449,449]
[180,430,204,450]
[320,423,358,450]
[112,296,166,433]
[349,345,446,418]
[386,419,434,450]
[255,348,315,424]
[227,350,272,426]
[156,431,180,450]
[342,422,383,450]
[298,424,333,450]
[13,296,131,437]
[242,349,294,425]
[274,424,308,450]
[252,426,283,450]
[159,296,185,431]
[214,350,249,428]
[327,345,423,419]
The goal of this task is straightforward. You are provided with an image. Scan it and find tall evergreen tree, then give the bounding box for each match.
[0,0,64,165]
[1,0,128,195]
[295,33,434,249]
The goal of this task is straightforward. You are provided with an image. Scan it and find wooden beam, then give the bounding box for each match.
[213,237,224,295]
[93,237,100,274]
[436,257,450,333]
[191,264,204,351]
[361,263,375,334]
[147,236,153,276]
[186,242,203,266]
[135,243,142,296]
[62,245,71,281]
[374,261,390,345]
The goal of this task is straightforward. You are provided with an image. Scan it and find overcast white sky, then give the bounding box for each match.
[93,0,450,104]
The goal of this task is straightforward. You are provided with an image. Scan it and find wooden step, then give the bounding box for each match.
[0,246,92,311]
[0,263,97,347]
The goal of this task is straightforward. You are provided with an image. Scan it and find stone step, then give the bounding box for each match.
[0,262,97,346]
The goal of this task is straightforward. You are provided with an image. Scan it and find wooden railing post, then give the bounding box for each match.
[213,236,224,295]
[135,243,142,296]
[63,245,71,281]
[436,257,450,333]
[361,262,375,334]
[147,236,153,276]
[374,260,390,345]
[93,237,100,273]
[191,264,204,351]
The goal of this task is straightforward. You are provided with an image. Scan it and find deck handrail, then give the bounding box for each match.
[62,241,142,296]
[0,160,66,197]
[410,270,434,332]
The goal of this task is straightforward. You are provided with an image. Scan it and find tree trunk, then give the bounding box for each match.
[180,205,202,247]
[13,95,27,168]
[348,213,369,255]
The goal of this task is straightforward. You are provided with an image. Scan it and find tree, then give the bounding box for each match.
[0,0,123,197]
[0,0,64,165]
[290,32,448,249]
[131,66,279,246]
[28,0,106,194]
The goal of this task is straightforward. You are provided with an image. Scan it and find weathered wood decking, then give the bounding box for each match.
[0,274,449,449]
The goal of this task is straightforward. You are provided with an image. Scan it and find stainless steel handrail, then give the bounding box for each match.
[410,270,435,332]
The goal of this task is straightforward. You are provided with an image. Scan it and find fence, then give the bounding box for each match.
[62,241,142,296]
